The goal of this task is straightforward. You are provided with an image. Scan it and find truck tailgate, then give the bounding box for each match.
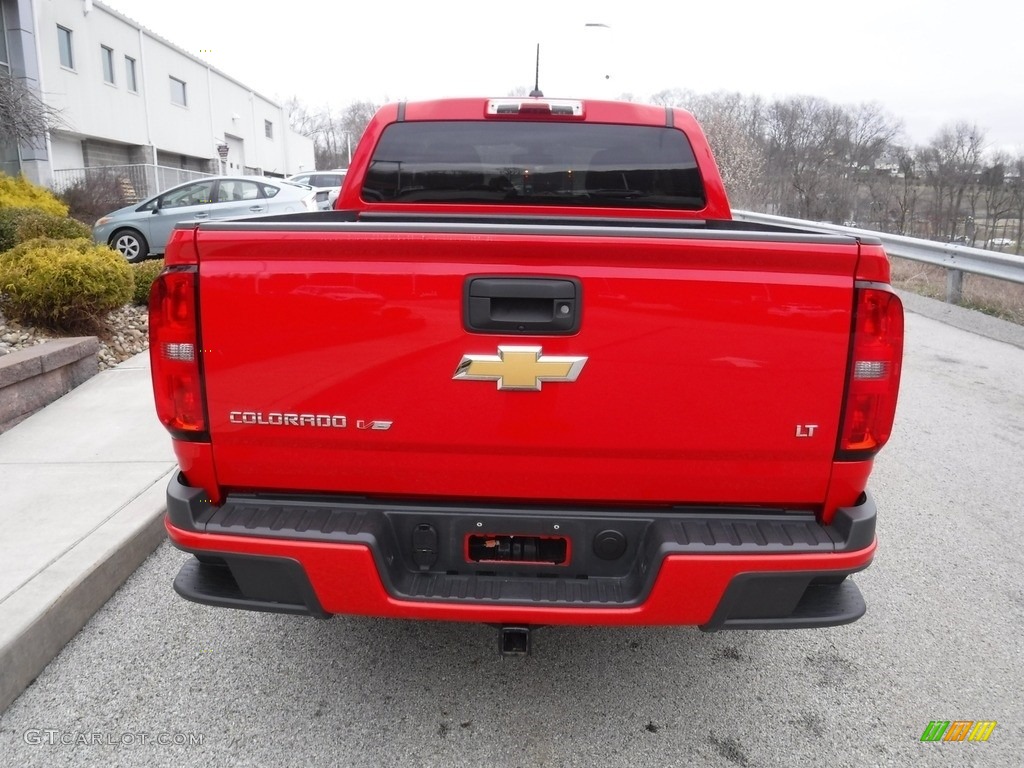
[195,224,860,507]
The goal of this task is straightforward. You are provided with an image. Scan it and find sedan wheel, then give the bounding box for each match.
[111,229,149,263]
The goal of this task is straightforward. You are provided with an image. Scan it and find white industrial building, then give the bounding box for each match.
[1,0,314,198]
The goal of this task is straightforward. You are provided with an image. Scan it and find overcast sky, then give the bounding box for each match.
[102,0,1023,154]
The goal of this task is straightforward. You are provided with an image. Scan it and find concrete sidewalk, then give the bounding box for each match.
[0,351,176,713]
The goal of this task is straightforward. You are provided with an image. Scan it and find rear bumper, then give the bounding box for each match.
[165,473,876,629]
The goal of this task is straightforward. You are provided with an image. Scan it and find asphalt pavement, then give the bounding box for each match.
[0,292,1022,767]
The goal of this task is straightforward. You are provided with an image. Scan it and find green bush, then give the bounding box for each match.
[0,207,92,253]
[0,173,68,216]
[0,238,134,332]
[130,259,164,306]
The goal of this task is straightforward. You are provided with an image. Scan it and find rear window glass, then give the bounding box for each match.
[362,121,706,209]
[311,173,345,187]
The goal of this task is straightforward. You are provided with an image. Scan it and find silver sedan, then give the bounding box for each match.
[93,176,318,262]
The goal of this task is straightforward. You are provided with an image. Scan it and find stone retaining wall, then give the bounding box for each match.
[0,338,99,433]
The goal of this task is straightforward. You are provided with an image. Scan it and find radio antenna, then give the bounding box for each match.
[529,43,543,97]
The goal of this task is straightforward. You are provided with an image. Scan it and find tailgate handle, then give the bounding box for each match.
[465,277,581,334]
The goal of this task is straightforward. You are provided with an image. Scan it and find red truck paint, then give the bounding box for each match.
[150,97,903,636]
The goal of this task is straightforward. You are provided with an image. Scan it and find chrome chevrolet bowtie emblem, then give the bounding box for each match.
[454,346,587,391]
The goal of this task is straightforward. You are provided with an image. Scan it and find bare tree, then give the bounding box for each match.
[841,103,903,226]
[283,96,316,138]
[845,103,902,169]
[651,91,904,221]
[646,87,1022,247]
[1009,154,1024,254]
[0,71,63,148]
[856,143,904,233]
[319,104,348,168]
[977,154,1014,244]
[649,88,691,108]
[917,122,985,241]
[763,96,853,221]
[291,100,380,169]
[887,145,921,236]
[340,101,378,149]
[687,92,767,210]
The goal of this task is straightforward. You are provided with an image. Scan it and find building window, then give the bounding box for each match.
[264,120,273,139]
[101,46,115,84]
[0,4,9,70]
[169,76,187,106]
[58,26,74,70]
[125,56,137,92]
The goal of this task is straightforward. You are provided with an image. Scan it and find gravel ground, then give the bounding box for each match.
[0,304,149,370]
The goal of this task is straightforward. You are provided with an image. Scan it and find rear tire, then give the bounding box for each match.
[110,229,149,263]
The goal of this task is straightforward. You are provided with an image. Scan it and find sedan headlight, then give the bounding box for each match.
[94,216,111,227]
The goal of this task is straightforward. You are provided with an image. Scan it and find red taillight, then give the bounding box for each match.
[837,286,904,458]
[148,266,207,438]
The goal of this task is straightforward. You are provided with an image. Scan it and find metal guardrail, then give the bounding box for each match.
[734,210,1024,303]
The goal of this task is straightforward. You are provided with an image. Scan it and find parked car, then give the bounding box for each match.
[287,170,347,210]
[93,176,318,262]
[987,237,1015,249]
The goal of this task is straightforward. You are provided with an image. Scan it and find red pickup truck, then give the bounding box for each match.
[150,97,903,654]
